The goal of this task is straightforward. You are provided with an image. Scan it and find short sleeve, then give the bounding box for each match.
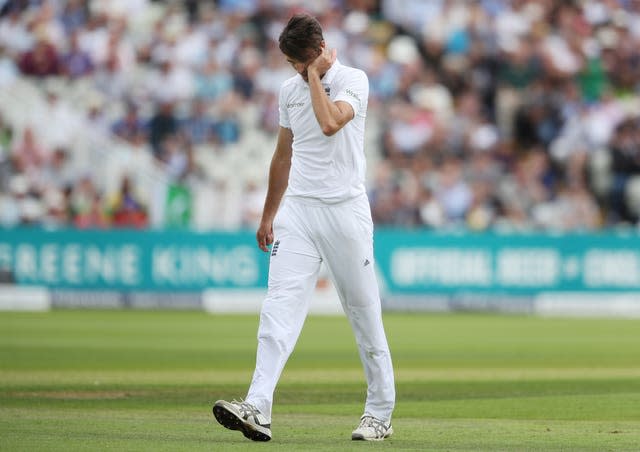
[333,69,368,118]
[278,85,290,129]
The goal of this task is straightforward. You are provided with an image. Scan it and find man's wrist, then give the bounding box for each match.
[259,215,274,227]
[307,66,320,79]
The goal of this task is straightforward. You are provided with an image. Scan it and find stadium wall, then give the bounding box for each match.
[1,228,640,317]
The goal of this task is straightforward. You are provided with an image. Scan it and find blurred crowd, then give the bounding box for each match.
[1,0,640,231]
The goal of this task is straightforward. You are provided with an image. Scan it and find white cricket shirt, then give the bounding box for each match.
[279,60,369,203]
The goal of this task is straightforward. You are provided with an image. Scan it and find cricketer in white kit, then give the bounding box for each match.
[213,13,395,442]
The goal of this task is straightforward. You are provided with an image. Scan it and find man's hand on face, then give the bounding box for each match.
[307,47,336,78]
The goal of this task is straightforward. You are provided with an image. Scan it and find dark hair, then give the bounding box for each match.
[278,13,324,61]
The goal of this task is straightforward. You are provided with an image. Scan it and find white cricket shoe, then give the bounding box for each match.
[351,415,393,441]
[212,399,272,442]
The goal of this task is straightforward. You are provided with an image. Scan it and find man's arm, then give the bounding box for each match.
[256,126,293,252]
[307,48,354,136]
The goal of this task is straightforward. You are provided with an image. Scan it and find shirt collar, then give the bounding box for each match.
[297,59,342,86]
[322,58,341,85]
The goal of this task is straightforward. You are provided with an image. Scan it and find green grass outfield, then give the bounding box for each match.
[1,310,639,451]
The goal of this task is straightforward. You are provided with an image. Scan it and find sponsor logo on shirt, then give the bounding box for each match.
[287,101,305,109]
[345,88,360,101]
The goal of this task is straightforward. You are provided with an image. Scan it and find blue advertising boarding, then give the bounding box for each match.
[0,228,270,291]
[2,228,640,294]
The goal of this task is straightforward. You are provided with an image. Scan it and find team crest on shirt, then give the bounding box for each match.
[324,86,331,97]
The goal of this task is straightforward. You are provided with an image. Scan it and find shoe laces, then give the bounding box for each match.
[358,415,388,432]
[231,399,267,426]
[231,399,257,413]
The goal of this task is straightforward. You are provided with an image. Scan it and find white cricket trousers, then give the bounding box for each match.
[245,194,395,423]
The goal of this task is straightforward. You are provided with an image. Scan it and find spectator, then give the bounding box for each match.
[38,146,74,192]
[41,187,69,228]
[74,192,108,229]
[0,8,33,58]
[3,162,27,222]
[59,0,89,34]
[11,126,48,180]
[59,30,94,78]
[213,91,241,145]
[69,175,97,222]
[146,58,195,103]
[0,47,19,86]
[92,48,129,101]
[417,185,446,228]
[544,181,601,231]
[0,114,12,149]
[18,27,60,77]
[433,156,473,224]
[38,83,82,150]
[158,133,189,181]
[76,12,108,67]
[240,179,266,228]
[497,148,556,225]
[194,58,234,101]
[148,100,178,157]
[112,103,147,143]
[180,98,216,145]
[107,175,148,228]
[608,117,640,222]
